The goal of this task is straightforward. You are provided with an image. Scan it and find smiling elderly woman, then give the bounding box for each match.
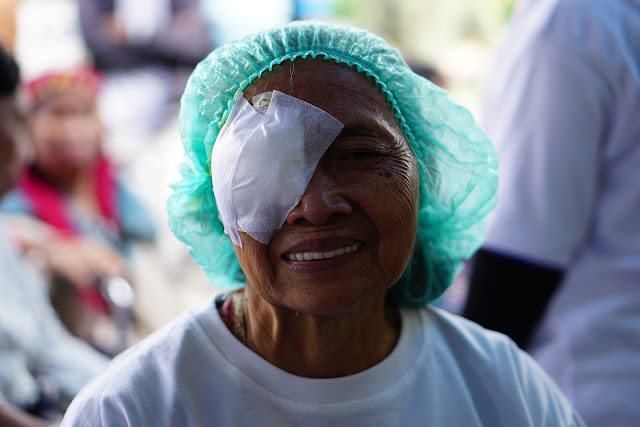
[62,22,584,426]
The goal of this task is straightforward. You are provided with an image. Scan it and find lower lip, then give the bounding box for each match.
[282,247,363,273]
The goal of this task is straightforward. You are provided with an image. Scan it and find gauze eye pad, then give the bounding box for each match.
[211,90,344,247]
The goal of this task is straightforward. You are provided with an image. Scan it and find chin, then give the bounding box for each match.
[280,280,391,317]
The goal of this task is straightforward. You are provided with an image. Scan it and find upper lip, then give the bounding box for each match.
[281,236,363,256]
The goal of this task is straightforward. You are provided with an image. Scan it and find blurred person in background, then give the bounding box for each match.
[1,66,156,355]
[463,0,640,425]
[77,0,212,134]
[0,45,108,427]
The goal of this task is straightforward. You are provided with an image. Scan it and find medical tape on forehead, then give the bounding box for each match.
[211,90,344,247]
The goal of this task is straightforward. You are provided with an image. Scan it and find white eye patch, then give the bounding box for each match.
[211,90,344,247]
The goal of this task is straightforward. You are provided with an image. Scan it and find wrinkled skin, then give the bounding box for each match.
[229,60,420,377]
[235,59,420,316]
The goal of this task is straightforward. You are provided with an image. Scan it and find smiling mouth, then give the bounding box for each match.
[284,243,363,261]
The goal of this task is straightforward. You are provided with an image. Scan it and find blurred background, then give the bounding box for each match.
[2,0,516,339]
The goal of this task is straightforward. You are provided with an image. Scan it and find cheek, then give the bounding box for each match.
[31,132,52,161]
[364,152,419,275]
[332,145,419,282]
[31,120,53,152]
[77,117,102,142]
[234,235,280,297]
[384,159,419,229]
[368,152,419,234]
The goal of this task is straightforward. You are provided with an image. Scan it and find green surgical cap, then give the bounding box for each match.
[168,20,498,307]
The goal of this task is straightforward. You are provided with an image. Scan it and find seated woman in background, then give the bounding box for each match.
[1,67,156,354]
[0,45,109,427]
[62,21,584,426]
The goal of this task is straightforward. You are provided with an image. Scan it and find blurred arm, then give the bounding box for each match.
[146,0,213,66]
[463,249,563,348]
[77,0,144,69]
[0,403,48,427]
[1,214,125,288]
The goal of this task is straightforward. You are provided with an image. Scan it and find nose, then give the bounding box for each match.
[285,167,352,226]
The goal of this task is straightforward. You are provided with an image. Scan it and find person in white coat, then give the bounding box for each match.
[464,1,640,425]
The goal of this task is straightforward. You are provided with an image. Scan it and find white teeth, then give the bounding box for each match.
[286,243,362,261]
[323,250,336,258]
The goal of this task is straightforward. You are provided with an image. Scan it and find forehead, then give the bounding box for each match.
[244,60,399,131]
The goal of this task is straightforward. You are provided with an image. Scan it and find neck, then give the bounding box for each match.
[34,164,90,192]
[242,286,401,378]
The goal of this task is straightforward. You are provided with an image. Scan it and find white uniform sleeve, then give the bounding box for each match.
[483,33,609,267]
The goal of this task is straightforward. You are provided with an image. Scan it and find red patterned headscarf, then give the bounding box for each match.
[24,66,101,109]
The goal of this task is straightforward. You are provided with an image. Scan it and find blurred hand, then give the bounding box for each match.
[42,236,126,289]
[5,215,126,288]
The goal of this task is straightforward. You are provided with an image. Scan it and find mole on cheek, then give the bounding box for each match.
[379,170,393,178]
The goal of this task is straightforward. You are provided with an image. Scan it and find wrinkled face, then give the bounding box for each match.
[30,90,101,181]
[0,93,29,196]
[233,60,420,315]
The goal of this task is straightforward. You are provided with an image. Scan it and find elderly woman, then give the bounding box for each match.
[62,22,584,426]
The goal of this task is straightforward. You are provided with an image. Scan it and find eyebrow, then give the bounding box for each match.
[340,122,392,137]
[338,121,401,145]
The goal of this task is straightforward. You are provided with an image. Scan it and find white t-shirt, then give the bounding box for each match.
[482,0,640,425]
[62,294,583,426]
